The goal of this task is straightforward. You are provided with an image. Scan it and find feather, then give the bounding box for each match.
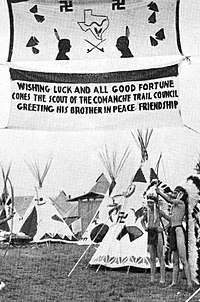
[184,178,200,210]
[125,26,130,38]
[144,173,200,284]
[188,215,199,283]
[54,28,60,41]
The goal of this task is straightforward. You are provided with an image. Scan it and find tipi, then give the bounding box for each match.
[89,129,169,269]
[19,158,77,243]
[78,145,130,245]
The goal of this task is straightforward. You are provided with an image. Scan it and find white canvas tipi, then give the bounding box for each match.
[78,145,130,245]
[19,159,77,243]
[89,129,169,269]
[89,191,149,269]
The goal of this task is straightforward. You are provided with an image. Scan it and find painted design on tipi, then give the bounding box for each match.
[89,129,170,269]
[78,145,130,245]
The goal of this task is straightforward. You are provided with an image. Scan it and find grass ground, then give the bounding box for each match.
[0,242,199,302]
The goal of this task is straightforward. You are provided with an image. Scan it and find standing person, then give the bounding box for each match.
[155,186,193,290]
[0,210,14,290]
[141,195,170,285]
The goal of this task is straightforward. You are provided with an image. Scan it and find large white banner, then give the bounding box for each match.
[7,60,183,131]
[6,0,182,62]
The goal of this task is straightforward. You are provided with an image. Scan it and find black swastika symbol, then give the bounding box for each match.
[112,0,126,10]
[59,1,73,12]
[117,211,128,223]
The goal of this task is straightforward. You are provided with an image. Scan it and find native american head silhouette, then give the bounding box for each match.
[116,26,134,58]
[54,29,71,60]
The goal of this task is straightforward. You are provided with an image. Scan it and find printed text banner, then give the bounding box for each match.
[8,62,183,131]
[7,0,182,62]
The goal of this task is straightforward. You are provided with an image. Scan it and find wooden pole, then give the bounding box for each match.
[185,287,200,302]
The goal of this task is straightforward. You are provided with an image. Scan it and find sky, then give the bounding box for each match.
[0,0,200,199]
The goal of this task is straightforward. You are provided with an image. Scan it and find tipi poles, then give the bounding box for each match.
[68,202,121,276]
[99,145,130,195]
[25,157,53,189]
[185,287,200,302]
[3,176,15,258]
[68,223,104,276]
[68,244,91,277]
[0,163,12,204]
[127,265,131,274]
[35,186,40,205]
[131,129,153,163]
[68,219,108,276]
[95,264,101,273]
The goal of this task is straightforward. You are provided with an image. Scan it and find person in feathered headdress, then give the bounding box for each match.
[141,193,171,285]
[156,185,193,290]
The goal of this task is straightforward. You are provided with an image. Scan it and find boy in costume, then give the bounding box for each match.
[141,194,170,285]
[156,186,192,290]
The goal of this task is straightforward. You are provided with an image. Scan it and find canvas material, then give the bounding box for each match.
[19,188,77,242]
[7,59,183,131]
[6,0,181,62]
